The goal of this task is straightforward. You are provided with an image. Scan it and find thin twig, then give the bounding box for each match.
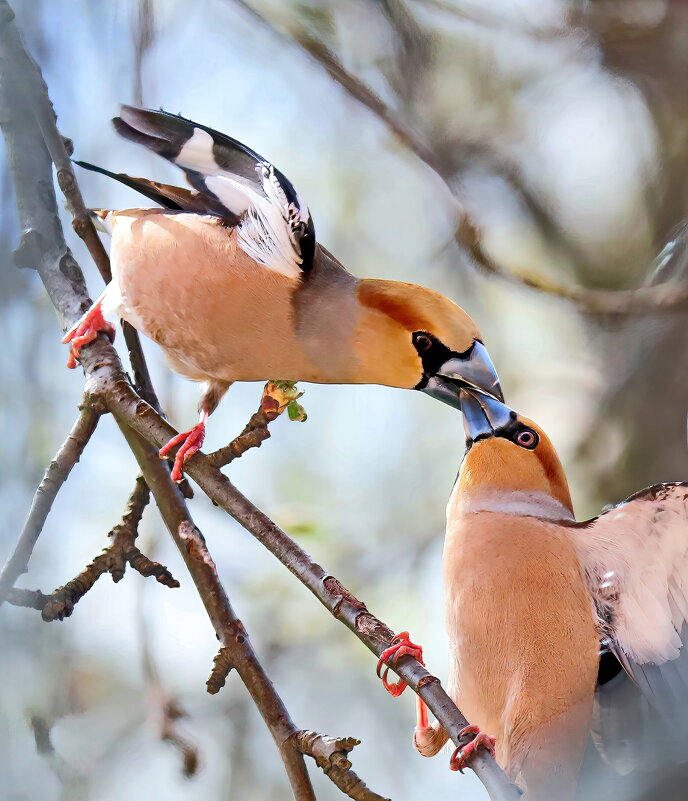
[8,476,178,621]
[139,570,200,778]
[28,715,88,797]
[0,401,100,606]
[208,381,306,468]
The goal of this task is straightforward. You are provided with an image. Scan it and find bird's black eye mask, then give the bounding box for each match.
[465,417,540,451]
[412,331,475,389]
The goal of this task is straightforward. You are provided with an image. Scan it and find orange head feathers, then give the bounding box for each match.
[454,390,573,518]
[354,279,503,406]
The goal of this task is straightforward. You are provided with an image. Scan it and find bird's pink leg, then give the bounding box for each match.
[159,409,208,483]
[376,631,426,696]
[61,300,116,368]
[449,724,497,773]
[377,631,432,745]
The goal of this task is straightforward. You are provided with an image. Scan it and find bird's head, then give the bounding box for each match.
[454,389,573,518]
[354,279,503,407]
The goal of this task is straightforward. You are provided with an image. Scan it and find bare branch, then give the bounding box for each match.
[80,340,521,801]
[0,401,100,606]
[7,477,178,621]
[118,425,318,801]
[292,730,390,801]
[137,532,201,778]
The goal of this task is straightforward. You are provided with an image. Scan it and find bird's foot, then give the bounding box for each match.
[449,725,496,773]
[376,631,425,697]
[159,415,207,483]
[61,301,116,368]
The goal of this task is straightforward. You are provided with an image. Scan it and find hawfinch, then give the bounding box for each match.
[63,107,503,480]
[378,390,688,801]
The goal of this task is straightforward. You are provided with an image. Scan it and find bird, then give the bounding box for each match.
[63,106,504,481]
[377,389,688,801]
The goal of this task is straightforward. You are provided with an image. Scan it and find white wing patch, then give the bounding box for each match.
[573,485,688,665]
[235,164,306,278]
[177,136,308,278]
[175,127,219,175]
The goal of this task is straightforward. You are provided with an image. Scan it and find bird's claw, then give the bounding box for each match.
[449,725,496,773]
[376,631,425,697]
[159,420,206,483]
[62,302,115,368]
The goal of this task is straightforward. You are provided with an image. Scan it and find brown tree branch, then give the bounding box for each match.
[291,730,390,801]
[80,339,521,801]
[208,380,306,468]
[0,4,518,799]
[119,425,318,801]
[231,0,688,316]
[7,475,178,621]
[0,9,321,801]
[0,401,100,606]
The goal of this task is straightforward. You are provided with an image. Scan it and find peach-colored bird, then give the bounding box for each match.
[378,390,688,800]
[63,106,503,481]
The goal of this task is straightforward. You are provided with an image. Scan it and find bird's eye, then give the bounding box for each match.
[413,333,433,352]
[515,429,538,449]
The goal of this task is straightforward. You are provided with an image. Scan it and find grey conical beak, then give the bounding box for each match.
[460,389,515,441]
[420,341,504,410]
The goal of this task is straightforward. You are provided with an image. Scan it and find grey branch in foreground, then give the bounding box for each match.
[0,5,390,800]
[232,0,688,316]
[0,3,521,799]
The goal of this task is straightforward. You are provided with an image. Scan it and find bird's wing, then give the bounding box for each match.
[112,106,316,277]
[74,160,228,215]
[571,483,688,751]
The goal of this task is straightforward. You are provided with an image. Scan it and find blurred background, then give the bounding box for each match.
[1,1,687,799]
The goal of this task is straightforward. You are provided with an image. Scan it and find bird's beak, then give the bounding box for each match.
[460,389,514,441]
[421,341,504,410]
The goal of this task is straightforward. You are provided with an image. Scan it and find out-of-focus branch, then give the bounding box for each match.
[420,0,571,39]
[232,0,688,316]
[0,401,100,606]
[29,714,88,798]
[460,218,688,315]
[132,0,155,107]
[139,563,200,778]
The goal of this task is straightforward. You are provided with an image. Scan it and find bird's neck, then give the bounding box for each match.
[448,487,575,522]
